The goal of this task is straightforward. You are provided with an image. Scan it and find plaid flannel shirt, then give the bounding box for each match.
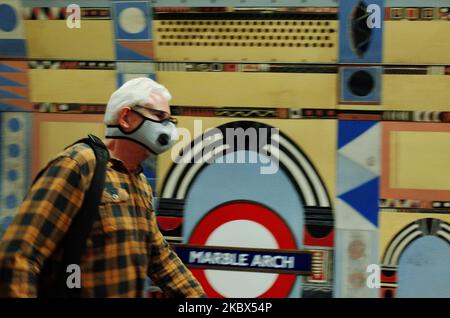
[0,142,205,298]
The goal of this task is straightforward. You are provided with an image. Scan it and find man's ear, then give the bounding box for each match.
[118,107,132,130]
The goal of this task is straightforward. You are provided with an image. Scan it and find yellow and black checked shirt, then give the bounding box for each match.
[0,142,205,298]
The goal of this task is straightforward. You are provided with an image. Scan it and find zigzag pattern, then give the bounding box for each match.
[23,7,111,20]
[0,61,31,111]
[28,60,115,69]
[23,7,67,20]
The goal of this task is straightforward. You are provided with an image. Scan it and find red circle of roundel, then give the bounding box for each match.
[188,201,298,298]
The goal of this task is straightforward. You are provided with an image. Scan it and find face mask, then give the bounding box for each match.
[105,112,178,155]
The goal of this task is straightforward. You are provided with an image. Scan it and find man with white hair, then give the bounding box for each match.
[0,78,206,298]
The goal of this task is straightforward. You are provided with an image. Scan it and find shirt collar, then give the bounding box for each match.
[109,158,143,175]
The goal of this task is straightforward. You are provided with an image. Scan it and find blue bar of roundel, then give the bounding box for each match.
[175,246,312,274]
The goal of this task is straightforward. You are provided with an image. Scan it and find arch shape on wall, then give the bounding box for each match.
[159,120,334,239]
[380,218,450,298]
[382,218,450,267]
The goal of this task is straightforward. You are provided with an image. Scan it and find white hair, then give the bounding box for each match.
[104,77,172,125]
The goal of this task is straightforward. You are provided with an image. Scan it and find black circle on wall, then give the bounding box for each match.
[348,70,374,97]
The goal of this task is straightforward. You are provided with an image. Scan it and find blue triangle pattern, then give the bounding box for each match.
[338,120,378,149]
[0,103,24,111]
[0,89,25,99]
[0,76,24,87]
[116,43,149,61]
[337,154,377,196]
[0,63,22,73]
[338,177,379,227]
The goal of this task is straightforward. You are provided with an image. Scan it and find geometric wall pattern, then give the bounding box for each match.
[158,119,335,298]
[113,1,153,61]
[0,60,32,111]
[0,0,27,58]
[339,0,384,63]
[380,217,450,298]
[0,112,31,239]
[335,120,380,297]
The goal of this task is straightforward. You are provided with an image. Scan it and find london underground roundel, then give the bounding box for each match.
[188,201,298,298]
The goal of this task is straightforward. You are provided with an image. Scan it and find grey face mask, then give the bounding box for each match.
[105,111,178,155]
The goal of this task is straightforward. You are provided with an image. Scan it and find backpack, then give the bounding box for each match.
[36,134,110,298]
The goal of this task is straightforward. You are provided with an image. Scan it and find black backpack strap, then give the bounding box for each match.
[37,134,110,298]
[60,134,110,298]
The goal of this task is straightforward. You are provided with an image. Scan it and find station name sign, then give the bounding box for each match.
[173,244,313,275]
